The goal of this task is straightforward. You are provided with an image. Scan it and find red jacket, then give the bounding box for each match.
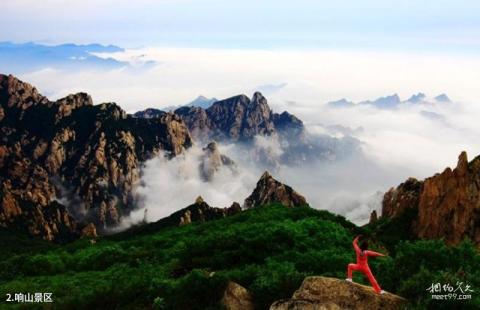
[353,236,384,267]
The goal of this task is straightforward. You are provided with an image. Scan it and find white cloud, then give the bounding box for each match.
[17,47,480,112]
[129,144,257,224]
[10,46,480,225]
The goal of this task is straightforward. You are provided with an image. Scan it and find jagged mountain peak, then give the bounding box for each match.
[406,92,426,103]
[0,74,49,109]
[251,91,267,103]
[327,98,355,108]
[199,140,237,181]
[382,150,480,245]
[244,171,308,208]
[195,195,205,204]
[187,95,217,109]
[260,170,272,180]
[434,93,452,103]
[329,92,453,109]
[175,91,304,143]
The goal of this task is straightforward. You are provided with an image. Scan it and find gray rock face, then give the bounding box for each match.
[270,276,406,310]
[199,141,237,181]
[174,106,213,140]
[244,171,308,208]
[175,92,303,142]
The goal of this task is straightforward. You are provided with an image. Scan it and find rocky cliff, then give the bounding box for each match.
[244,171,308,208]
[270,276,406,310]
[0,74,192,241]
[175,92,285,142]
[381,151,480,245]
[199,141,237,181]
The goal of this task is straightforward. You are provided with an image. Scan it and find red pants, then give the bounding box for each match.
[347,263,382,293]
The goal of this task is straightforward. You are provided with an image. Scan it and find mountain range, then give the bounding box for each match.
[137,92,360,167]
[328,92,452,109]
[1,73,477,250]
[0,42,129,72]
[0,74,315,241]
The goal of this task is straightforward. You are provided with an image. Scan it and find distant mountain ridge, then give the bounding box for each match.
[328,92,453,109]
[0,42,127,72]
[133,95,218,117]
[187,95,218,109]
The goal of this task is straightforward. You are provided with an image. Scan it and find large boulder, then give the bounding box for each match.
[270,276,406,310]
[221,281,254,310]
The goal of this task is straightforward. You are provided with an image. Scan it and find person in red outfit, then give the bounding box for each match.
[346,235,386,294]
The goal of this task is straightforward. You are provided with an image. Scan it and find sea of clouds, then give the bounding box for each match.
[5,45,480,225]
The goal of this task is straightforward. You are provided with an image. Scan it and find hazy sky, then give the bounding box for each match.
[1,1,480,53]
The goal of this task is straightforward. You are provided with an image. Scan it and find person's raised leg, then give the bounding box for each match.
[346,263,359,282]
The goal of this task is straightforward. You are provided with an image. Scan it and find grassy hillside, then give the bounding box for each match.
[0,205,478,309]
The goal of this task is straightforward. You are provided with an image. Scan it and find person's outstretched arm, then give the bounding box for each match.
[365,250,385,257]
[353,236,361,254]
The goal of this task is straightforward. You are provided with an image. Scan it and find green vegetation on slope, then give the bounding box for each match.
[0,205,478,309]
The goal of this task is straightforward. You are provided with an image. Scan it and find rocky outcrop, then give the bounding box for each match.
[132,108,166,119]
[0,74,48,110]
[369,210,378,224]
[174,92,303,142]
[199,141,237,181]
[174,106,213,140]
[382,177,423,218]
[270,276,406,310]
[221,281,254,310]
[272,111,304,138]
[0,74,192,241]
[142,197,242,231]
[81,222,98,238]
[54,92,93,121]
[381,151,480,245]
[244,171,308,208]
